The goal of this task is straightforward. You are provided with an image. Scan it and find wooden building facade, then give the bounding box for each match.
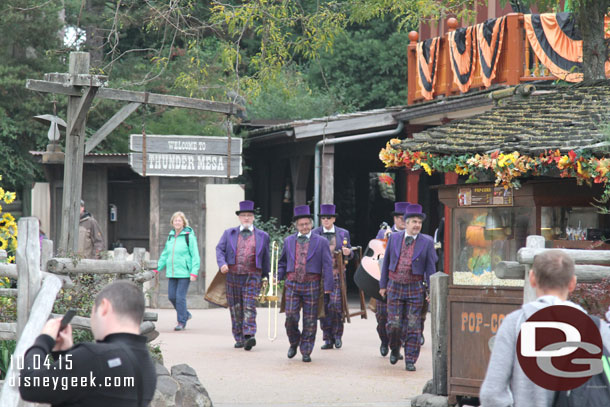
[34,151,229,308]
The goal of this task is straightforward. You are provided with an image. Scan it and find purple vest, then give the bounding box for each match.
[228,233,258,274]
[287,241,320,282]
[390,238,422,283]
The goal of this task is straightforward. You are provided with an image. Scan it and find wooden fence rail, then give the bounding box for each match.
[496,235,610,303]
[0,217,158,407]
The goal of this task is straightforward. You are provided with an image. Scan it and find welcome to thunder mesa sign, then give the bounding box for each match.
[129,135,242,178]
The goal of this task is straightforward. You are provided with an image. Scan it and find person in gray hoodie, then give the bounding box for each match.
[479,250,610,407]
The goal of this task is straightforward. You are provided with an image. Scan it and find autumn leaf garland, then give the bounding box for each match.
[379,139,610,201]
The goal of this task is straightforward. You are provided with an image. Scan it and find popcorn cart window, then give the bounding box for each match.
[452,202,534,286]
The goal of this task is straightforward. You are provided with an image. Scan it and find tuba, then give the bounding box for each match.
[258,240,280,341]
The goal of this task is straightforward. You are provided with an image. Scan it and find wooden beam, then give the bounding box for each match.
[26,79,243,115]
[67,86,98,138]
[0,288,17,297]
[44,72,108,87]
[97,88,242,114]
[59,52,90,254]
[16,218,42,338]
[85,102,141,153]
[0,322,17,340]
[495,261,527,279]
[46,258,140,274]
[26,79,82,96]
[518,247,610,265]
[0,263,17,279]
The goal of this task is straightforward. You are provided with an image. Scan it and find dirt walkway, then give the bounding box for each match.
[153,306,432,407]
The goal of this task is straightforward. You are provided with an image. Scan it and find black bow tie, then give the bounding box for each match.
[240,229,252,237]
[405,236,414,246]
[297,235,309,244]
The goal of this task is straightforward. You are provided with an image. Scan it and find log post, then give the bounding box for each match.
[58,52,91,255]
[523,235,545,303]
[41,239,53,271]
[407,31,419,105]
[114,247,127,280]
[16,218,42,338]
[133,247,146,290]
[431,271,449,396]
[114,247,127,261]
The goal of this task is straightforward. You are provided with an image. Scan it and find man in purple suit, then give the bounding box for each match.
[216,200,270,351]
[278,205,334,363]
[312,204,353,350]
[374,201,409,357]
[379,203,437,371]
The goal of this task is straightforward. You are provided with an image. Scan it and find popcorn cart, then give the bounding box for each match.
[437,179,610,404]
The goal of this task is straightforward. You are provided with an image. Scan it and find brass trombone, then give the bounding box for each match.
[258,241,280,341]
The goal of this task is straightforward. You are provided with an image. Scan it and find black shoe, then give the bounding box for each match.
[321,342,334,350]
[390,349,400,365]
[334,338,342,349]
[244,336,256,351]
[420,335,425,346]
[287,345,298,359]
[405,362,416,371]
[234,342,244,348]
[302,354,312,362]
[380,344,389,357]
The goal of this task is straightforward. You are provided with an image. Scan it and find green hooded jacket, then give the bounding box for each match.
[157,226,200,278]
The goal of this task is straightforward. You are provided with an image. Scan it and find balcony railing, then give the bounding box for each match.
[407,13,556,105]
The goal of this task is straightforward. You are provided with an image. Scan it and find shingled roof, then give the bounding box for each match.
[398,80,610,155]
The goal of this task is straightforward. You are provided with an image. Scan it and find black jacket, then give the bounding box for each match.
[19,333,156,407]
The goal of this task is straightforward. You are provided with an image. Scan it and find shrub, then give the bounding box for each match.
[0,339,16,380]
[568,278,610,317]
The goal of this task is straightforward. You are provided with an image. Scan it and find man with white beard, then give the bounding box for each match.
[216,200,270,350]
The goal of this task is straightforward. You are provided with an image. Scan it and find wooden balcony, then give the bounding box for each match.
[407,13,555,105]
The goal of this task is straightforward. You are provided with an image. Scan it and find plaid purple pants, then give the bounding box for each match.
[386,279,425,364]
[375,300,388,346]
[226,273,261,343]
[321,273,343,342]
[284,279,320,356]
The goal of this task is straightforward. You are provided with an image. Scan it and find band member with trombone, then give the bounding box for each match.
[374,201,409,357]
[312,204,352,350]
[216,200,270,351]
[379,204,437,371]
[278,205,333,362]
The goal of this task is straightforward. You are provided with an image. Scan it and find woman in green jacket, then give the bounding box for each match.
[156,211,200,331]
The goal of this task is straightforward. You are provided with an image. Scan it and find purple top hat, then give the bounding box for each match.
[235,200,255,215]
[318,204,337,217]
[404,203,426,221]
[391,202,411,217]
[293,205,313,221]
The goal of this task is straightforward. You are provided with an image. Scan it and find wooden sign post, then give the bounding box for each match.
[26,52,244,255]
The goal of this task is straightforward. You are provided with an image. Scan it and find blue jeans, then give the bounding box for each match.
[168,278,191,325]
